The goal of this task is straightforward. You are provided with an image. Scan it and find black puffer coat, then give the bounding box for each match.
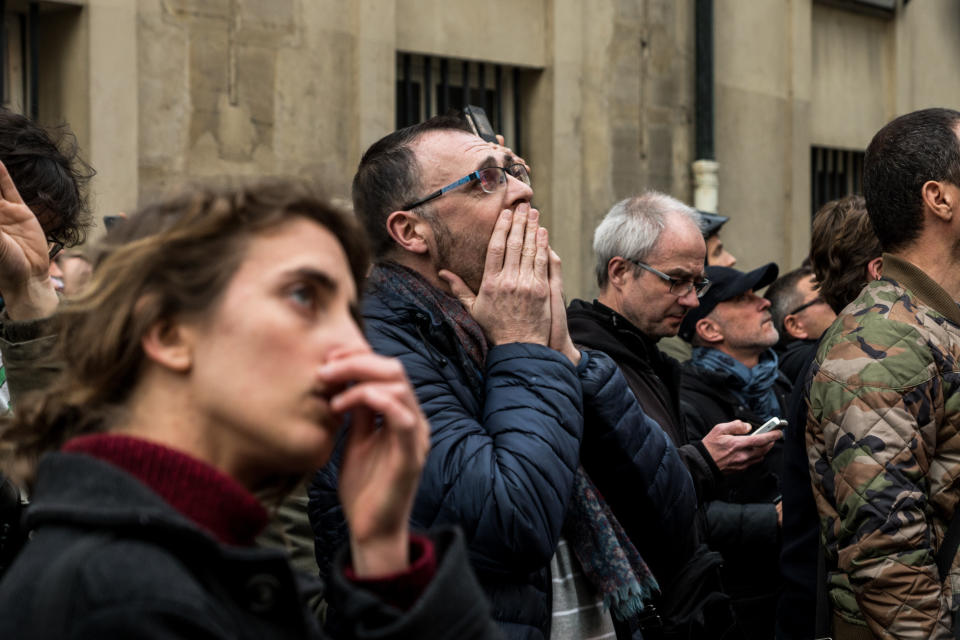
[311,280,697,640]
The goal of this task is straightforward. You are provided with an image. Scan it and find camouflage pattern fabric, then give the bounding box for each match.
[806,255,960,640]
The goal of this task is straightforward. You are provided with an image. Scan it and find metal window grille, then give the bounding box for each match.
[0,2,34,117]
[810,146,864,219]
[396,53,525,155]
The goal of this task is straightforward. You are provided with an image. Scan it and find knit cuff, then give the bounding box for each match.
[343,534,437,611]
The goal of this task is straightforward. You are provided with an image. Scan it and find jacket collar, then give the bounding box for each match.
[882,253,960,326]
[26,452,241,551]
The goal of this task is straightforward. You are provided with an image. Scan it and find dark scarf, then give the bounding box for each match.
[370,262,658,619]
[563,468,659,620]
[691,347,781,421]
[368,261,488,368]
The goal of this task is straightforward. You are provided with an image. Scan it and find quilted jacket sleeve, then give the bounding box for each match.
[0,314,61,407]
[807,325,953,640]
[577,349,699,580]
[367,316,585,578]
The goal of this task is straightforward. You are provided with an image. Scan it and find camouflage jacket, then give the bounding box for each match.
[807,254,960,640]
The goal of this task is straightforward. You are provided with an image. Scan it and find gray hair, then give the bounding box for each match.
[593,191,702,289]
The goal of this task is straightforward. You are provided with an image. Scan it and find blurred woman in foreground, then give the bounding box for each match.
[0,172,499,639]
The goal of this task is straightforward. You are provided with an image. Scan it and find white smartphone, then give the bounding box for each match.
[752,417,786,435]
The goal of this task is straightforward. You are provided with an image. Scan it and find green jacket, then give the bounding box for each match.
[807,254,960,640]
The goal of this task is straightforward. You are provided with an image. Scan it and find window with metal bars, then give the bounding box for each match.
[811,146,865,218]
[396,53,526,155]
[0,1,38,118]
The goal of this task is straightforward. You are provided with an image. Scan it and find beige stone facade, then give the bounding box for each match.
[26,0,960,298]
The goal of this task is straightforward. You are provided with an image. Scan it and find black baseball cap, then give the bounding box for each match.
[678,262,779,342]
[698,211,729,238]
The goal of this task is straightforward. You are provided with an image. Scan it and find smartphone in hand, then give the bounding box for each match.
[752,417,786,435]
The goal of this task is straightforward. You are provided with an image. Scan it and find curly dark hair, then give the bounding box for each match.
[0,109,94,247]
[809,195,880,313]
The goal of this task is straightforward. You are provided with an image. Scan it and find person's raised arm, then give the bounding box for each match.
[0,160,58,321]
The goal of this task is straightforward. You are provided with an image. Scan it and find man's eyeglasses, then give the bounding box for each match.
[47,238,63,261]
[627,258,712,298]
[787,296,825,316]
[403,164,530,211]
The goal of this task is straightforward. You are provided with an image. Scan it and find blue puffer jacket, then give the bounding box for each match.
[309,277,697,640]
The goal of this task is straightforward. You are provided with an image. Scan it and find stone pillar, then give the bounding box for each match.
[87,0,139,220]
[692,159,719,213]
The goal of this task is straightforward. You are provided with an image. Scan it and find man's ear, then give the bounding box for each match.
[606,257,632,289]
[921,180,956,223]
[386,210,430,255]
[783,313,807,341]
[695,317,723,345]
[141,317,194,373]
[866,255,883,281]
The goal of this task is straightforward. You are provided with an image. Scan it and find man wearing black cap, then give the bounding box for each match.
[700,211,737,268]
[677,263,789,640]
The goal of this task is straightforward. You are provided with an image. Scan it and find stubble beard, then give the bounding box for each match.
[427,215,485,294]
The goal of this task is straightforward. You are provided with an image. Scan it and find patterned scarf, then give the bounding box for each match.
[691,347,781,421]
[367,262,658,620]
[367,261,488,369]
[563,468,659,621]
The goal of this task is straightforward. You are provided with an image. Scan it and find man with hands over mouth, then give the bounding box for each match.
[309,116,697,640]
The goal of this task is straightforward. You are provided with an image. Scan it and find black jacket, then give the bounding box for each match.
[0,452,502,640]
[679,358,789,640]
[776,339,819,387]
[776,350,822,640]
[678,360,789,549]
[567,299,722,502]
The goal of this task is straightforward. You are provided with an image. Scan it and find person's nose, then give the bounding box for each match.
[678,286,700,309]
[505,172,534,205]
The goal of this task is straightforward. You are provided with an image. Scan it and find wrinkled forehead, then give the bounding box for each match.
[412,130,512,187]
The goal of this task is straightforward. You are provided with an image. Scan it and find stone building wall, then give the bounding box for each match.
[30,0,960,298]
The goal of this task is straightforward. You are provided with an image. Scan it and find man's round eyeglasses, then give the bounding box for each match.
[403,164,530,211]
[787,296,825,316]
[627,258,712,298]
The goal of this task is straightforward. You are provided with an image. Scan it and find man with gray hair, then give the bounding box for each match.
[567,191,779,501]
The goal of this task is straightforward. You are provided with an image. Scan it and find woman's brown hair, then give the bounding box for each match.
[0,179,370,486]
[809,195,880,314]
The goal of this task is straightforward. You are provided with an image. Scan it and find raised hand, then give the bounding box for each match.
[546,248,580,366]
[701,420,781,474]
[0,160,58,320]
[318,349,430,578]
[439,204,552,347]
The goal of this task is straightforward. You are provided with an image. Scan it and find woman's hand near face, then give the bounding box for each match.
[318,349,430,578]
